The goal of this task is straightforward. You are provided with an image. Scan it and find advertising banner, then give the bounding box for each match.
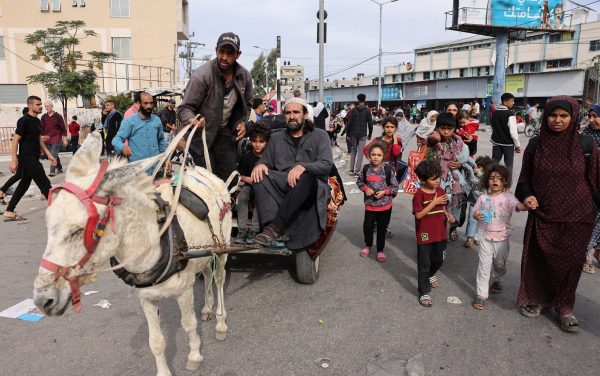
[381,85,402,101]
[456,0,567,30]
[505,75,525,93]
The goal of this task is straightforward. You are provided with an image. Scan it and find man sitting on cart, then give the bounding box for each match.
[251,97,333,250]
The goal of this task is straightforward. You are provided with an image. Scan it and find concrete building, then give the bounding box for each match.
[0,0,189,105]
[280,63,304,97]
[309,18,600,109]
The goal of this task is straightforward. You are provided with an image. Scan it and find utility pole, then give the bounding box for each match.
[179,39,206,80]
[276,36,281,113]
[318,0,325,102]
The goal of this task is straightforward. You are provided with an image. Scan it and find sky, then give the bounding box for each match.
[186,0,465,80]
[187,0,600,81]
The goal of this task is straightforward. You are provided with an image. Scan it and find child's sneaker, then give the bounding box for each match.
[245,228,259,245]
[233,228,248,243]
[359,247,370,257]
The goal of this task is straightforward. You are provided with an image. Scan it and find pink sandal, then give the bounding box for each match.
[376,252,387,262]
[359,247,370,257]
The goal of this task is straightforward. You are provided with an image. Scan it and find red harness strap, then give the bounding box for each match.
[42,160,121,312]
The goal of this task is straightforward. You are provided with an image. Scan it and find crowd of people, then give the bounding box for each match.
[2,31,600,335]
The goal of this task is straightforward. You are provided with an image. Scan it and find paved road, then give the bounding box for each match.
[1,127,599,376]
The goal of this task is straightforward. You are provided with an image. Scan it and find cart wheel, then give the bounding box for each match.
[524,125,535,138]
[295,249,320,284]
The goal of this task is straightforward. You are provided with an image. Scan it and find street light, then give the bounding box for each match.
[253,45,273,94]
[369,0,398,111]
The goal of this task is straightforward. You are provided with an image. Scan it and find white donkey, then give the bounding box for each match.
[33,131,231,376]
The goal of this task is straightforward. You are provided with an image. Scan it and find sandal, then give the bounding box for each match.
[449,229,458,241]
[254,225,281,247]
[519,304,542,318]
[583,262,595,274]
[429,276,439,288]
[376,252,387,262]
[359,247,370,258]
[559,314,580,333]
[490,281,502,294]
[0,192,6,205]
[472,296,486,310]
[419,294,432,307]
[3,215,27,222]
[464,237,474,248]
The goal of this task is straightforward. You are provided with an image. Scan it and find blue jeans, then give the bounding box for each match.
[237,185,260,230]
[465,203,478,238]
[47,142,63,173]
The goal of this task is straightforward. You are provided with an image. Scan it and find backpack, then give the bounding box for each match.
[362,163,397,197]
[527,134,600,207]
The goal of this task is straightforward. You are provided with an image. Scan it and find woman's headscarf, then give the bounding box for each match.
[415,110,438,139]
[582,103,600,146]
[529,95,595,222]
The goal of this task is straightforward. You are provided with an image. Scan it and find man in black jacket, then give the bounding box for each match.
[490,92,521,184]
[177,32,253,181]
[347,93,373,175]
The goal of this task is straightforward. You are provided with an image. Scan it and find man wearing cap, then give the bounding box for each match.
[346,93,373,175]
[177,32,253,181]
[160,98,177,143]
[251,97,333,249]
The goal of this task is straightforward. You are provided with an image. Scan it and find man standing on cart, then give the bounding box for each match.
[251,97,333,250]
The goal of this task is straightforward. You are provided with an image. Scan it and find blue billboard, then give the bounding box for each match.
[381,85,402,101]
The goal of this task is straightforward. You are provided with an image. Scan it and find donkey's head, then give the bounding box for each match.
[33,131,161,316]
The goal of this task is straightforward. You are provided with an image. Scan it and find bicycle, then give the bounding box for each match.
[524,120,540,138]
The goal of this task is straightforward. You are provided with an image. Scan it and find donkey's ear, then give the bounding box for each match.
[96,154,163,195]
[66,131,103,179]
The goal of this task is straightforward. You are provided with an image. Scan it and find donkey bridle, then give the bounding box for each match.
[40,160,121,312]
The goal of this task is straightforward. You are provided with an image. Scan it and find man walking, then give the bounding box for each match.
[112,92,168,163]
[160,98,177,143]
[347,93,373,175]
[251,97,333,249]
[177,32,253,181]
[3,96,56,221]
[103,100,123,156]
[41,101,66,176]
[490,92,521,184]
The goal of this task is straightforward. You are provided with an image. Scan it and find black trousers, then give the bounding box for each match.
[272,173,317,231]
[193,133,237,182]
[417,241,447,295]
[6,156,51,212]
[492,145,515,185]
[1,164,22,193]
[363,208,392,252]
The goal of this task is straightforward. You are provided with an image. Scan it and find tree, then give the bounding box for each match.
[24,20,114,120]
[250,49,278,97]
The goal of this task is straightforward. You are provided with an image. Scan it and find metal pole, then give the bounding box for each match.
[276,36,281,113]
[265,54,268,93]
[493,29,509,106]
[377,3,382,111]
[318,0,325,102]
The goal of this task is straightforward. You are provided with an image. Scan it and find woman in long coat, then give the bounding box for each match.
[515,96,600,332]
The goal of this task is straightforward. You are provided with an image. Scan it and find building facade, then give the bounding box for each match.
[280,63,304,97]
[309,18,600,108]
[0,0,189,105]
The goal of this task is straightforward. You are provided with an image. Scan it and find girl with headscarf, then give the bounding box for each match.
[581,103,600,274]
[394,109,415,152]
[515,96,600,333]
[415,110,438,149]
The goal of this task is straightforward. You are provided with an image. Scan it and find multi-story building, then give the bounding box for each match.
[0,0,189,105]
[280,63,304,96]
[309,17,600,109]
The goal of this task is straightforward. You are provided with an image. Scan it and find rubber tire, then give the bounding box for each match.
[524,125,535,138]
[295,249,320,284]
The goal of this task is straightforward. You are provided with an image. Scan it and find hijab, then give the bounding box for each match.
[415,110,438,139]
[582,104,600,146]
[530,95,595,222]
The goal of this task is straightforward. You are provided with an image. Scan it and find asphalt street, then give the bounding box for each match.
[1,125,600,376]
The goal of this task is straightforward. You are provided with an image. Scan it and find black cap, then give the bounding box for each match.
[216,32,240,52]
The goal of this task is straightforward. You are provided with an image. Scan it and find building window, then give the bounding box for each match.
[423,72,431,80]
[460,68,469,77]
[110,0,130,17]
[473,43,492,49]
[0,36,5,59]
[112,37,131,59]
[401,73,414,82]
[52,0,61,11]
[434,70,448,79]
[434,49,449,54]
[72,0,77,6]
[546,58,572,69]
[80,0,85,6]
[590,40,600,52]
[416,52,430,56]
[40,0,49,11]
[549,31,575,43]
[452,46,470,52]
[524,34,544,42]
[519,62,540,73]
